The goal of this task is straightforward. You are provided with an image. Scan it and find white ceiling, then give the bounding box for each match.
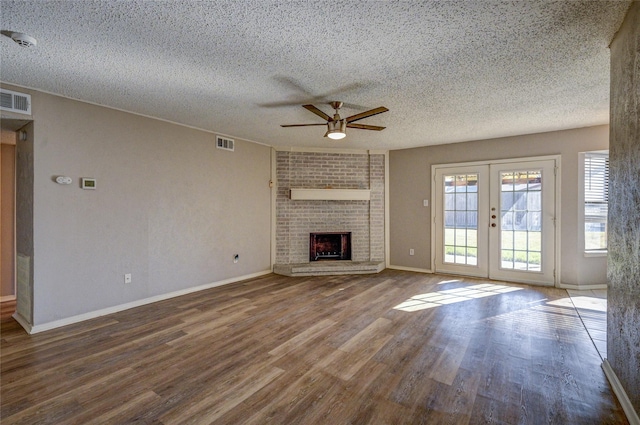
[0,1,631,150]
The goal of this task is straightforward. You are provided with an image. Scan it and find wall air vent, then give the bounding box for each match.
[216,136,234,152]
[0,89,32,115]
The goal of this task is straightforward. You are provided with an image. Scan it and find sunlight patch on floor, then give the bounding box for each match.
[483,301,587,340]
[393,283,522,312]
[437,279,461,285]
[550,295,607,313]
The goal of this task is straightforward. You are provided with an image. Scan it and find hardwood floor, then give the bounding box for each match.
[0,270,628,424]
[567,289,608,360]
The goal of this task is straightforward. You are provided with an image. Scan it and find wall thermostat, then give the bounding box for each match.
[55,176,72,185]
[81,178,96,190]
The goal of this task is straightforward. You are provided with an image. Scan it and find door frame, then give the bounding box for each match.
[431,155,561,287]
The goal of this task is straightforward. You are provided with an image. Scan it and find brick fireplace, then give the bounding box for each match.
[273,151,385,276]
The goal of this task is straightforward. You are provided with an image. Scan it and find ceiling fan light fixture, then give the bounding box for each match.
[326,119,346,140]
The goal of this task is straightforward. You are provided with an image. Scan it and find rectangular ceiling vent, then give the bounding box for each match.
[216,136,234,152]
[0,89,32,115]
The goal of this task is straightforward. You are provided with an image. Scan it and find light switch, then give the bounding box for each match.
[423,199,429,207]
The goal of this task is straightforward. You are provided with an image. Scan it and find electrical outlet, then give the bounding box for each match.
[124,273,132,284]
[409,249,415,256]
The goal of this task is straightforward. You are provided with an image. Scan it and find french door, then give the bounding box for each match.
[434,159,556,286]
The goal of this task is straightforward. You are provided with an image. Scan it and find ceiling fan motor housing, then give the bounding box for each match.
[327,119,346,132]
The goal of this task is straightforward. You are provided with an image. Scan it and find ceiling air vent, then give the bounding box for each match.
[0,89,32,115]
[216,136,234,152]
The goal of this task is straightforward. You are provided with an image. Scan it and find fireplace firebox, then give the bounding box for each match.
[310,232,351,261]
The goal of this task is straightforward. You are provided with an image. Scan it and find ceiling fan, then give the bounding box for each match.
[281,101,388,140]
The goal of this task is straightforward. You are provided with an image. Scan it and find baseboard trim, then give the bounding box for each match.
[602,359,640,425]
[25,270,272,335]
[387,265,433,274]
[558,283,608,290]
[12,311,33,334]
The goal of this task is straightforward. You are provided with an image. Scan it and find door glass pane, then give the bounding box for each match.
[443,173,478,265]
[466,211,478,232]
[500,169,542,271]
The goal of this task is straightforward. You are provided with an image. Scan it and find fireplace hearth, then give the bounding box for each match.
[310,232,351,261]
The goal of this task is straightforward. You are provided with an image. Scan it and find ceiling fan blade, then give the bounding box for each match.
[345,107,389,123]
[318,82,368,98]
[260,99,310,108]
[260,99,369,109]
[281,123,327,127]
[260,76,376,109]
[303,104,332,121]
[346,123,386,131]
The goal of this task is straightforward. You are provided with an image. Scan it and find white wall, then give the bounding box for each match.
[5,85,272,327]
[389,125,609,288]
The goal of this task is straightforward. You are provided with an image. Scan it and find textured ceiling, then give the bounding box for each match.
[0,1,631,150]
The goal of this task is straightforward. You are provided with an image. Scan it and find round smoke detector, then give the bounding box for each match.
[11,32,37,48]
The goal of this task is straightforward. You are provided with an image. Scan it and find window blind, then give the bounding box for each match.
[584,152,609,251]
[585,153,609,203]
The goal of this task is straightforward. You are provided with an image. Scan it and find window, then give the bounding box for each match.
[584,151,609,252]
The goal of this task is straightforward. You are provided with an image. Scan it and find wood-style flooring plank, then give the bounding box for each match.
[0,270,629,424]
[268,318,336,358]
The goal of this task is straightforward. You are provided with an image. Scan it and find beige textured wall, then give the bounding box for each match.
[2,85,272,327]
[389,125,609,286]
[608,1,640,413]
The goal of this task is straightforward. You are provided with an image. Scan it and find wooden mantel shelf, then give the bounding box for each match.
[290,188,371,201]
